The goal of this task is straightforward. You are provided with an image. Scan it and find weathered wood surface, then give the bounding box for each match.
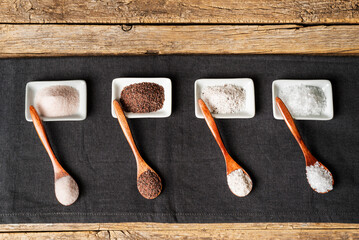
[1,222,359,232]
[1,0,359,24]
[0,231,109,240]
[0,229,358,240]
[0,223,359,239]
[1,0,358,238]
[1,24,359,57]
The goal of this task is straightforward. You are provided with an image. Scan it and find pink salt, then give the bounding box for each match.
[35,85,79,117]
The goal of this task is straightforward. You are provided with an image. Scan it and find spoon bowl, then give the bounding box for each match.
[275,97,334,193]
[29,106,79,206]
[198,99,253,197]
[113,100,162,199]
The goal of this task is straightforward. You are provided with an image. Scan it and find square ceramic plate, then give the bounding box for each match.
[272,79,333,120]
[194,78,255,119]
[111,77,172,118]
[25,80,87,121]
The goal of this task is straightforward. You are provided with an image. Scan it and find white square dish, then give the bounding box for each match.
[111,77,172,118]
[272,79,333,120]
[25,80,87,122]
[194,78,255,119]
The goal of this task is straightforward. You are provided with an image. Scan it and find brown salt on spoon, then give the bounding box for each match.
[29,106,79,206]
[275,97,334,193]
[113,100,162,199]
[198,99,253,197]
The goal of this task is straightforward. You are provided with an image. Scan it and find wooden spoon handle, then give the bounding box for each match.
[275,97,310,155]
[113,100,145,169]
[198,99,229,158]
[29,106,65,174]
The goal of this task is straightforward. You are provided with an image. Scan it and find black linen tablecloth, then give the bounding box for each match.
[0,55,358,223]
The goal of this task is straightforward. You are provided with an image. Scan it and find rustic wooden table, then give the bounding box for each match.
[1,0,359,239]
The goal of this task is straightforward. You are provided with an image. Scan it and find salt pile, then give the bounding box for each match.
[201,84,246,114]
[55,176,79,206]
[278,84,326,117]
[35,85,79,117]
[120,82,164,113]
[227,169,252,197]
[306,161,333,193]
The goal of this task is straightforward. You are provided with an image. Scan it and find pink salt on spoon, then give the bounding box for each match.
[29,106,79,205]
[275,97,334,193]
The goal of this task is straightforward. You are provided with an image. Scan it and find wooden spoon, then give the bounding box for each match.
[29,106,79,206]
[198,99,253,197]
[275,97,334,193]
[113,100,162,199]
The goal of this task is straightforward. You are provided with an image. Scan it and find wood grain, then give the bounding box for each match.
[1,222,359,232]
[110,229,358,239]
[0,225,358,239]
[1,0,359,24]
[0,231,110,240]
[1,24,359,57]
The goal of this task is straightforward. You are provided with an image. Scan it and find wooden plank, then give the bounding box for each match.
[0,223,100,232]
[1,222,359,232]
[0,231,109,239]
[1,0,359,24]
[1,24,359,57]
[101,222,359,231]
[0,228,358,239]
[109,229,359,240]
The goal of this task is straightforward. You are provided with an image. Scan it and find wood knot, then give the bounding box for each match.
[121,25,133,32]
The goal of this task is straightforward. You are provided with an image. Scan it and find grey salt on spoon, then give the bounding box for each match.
[198,99,253,197]
[113,100,162,199]
[275,97,334,193]
[29,106,79,206]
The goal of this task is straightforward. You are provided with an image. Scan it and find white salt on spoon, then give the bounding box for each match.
[276,97,334,193]
[30,106,79,205]
[227,169,252,197]
[306,162,333,193]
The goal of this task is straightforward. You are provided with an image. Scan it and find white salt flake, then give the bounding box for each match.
[201,84,246,114]
[306,161,333,193]
[35,85,79,117]
[227,169,252,197]
[55,176,79,206]
[278,84,326,117]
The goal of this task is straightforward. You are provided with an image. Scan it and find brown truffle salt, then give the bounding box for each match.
[137,170,162,199]
[120,82,164,113]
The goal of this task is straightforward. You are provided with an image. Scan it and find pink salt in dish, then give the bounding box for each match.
[35,85,79,117]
